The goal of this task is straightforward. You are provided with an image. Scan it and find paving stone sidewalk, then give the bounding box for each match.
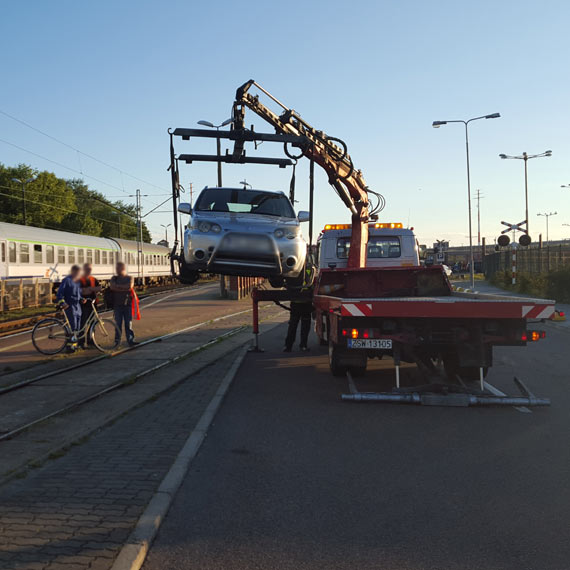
[0,346,243,570]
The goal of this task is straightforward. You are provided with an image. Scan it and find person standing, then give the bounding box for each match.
[79,263,102,347]
[110,262,138,346]
[56,265,83,341]
[283,266,315,352]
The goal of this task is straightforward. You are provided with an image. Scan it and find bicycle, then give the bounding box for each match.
[32,299,121,355]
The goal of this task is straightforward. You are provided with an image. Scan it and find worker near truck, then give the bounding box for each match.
[284,266,315,352]
[78,263,102,347]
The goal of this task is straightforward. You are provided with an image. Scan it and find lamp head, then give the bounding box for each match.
[499,154,507,159]
[432,120,446,128]
[197,120,214,128]
[485,113,501,119]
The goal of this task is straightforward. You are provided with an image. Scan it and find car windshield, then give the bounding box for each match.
[195,188,296,218]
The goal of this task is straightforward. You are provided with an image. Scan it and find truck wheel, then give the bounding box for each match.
[328,340,367,377]
[329,341,348,377]
[269,276,285,288]
[443,356,488,383]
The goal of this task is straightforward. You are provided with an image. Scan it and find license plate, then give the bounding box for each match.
[222,235,271,253]
[347,339,392,349]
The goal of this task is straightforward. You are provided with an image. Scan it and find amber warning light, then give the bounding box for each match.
[323,222,403,231]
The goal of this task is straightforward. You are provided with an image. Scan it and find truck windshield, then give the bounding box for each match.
[195,188,296,218]
[336,236,401,259]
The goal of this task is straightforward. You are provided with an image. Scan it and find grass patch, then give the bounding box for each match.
[489,268,570,302]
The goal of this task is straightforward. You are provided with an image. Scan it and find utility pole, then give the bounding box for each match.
[136,189,143,282]
[11,177,36,226]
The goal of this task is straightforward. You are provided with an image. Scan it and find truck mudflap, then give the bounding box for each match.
[342,372,550,408]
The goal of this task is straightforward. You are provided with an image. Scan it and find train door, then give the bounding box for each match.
[0,240,6,278]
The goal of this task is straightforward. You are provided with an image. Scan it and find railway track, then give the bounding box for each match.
[0,301,279,443]
[0,281,203,338]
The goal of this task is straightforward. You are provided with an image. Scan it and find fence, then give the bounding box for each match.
[485,245,570,279]
[0,278,53,312]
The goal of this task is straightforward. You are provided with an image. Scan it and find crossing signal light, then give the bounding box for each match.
[519,234,531,246]
[497,235,510,247]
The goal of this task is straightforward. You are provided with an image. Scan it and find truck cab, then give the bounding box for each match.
[316,223,420,270]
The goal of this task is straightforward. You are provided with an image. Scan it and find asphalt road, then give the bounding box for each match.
[143,320,570,570]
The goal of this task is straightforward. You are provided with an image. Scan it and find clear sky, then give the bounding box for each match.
[1,0,569,246]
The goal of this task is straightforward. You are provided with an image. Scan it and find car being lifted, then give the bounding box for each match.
[177,187,309,283]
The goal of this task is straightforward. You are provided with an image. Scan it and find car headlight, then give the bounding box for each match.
[198,222,211,233]
[211,223,222,233]
[274,229,285,239]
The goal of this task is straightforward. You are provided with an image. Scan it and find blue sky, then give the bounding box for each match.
[1,0,569,246]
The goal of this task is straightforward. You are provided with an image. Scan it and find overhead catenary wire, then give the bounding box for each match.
[0,137,166,210]
[0,108,169,193]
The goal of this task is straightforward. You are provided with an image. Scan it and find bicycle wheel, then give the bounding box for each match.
[32,318,69,355]
[90,318,121,352]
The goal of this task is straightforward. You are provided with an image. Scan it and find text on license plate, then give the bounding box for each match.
[347,339,392,349]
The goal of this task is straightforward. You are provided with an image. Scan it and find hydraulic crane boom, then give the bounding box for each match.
[232,79,381,269]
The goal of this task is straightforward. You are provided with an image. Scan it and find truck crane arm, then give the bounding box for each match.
[231,79,384,269]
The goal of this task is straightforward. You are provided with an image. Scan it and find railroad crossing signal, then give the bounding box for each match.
[500,220,527,235]
[497,220,531,247]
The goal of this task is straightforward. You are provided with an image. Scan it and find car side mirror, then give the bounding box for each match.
[298,211,310,223]
[178,203,192,215]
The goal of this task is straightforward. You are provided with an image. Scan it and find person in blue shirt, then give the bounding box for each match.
[56,265,84,336]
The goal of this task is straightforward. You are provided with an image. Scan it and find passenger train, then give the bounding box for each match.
[0,222,174,285]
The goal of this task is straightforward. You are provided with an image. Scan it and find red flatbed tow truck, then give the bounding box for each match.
[170,80,555,407]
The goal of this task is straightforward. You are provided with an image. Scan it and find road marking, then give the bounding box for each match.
[483,381,531,413]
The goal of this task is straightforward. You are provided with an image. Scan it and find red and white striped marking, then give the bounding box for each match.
[521,305,555,319]
[341,303,374,317]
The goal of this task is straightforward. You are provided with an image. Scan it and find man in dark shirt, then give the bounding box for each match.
[110,262,137,346]
[79,263,102,347]
[56,265,83,337]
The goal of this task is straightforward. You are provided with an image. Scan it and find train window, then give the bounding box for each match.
[58,247,65,263]
[46,245,54,264]
[20,243,30,263]
[9,242,16,263]
[34,244,43,263]
[95,250,100,264]
[86,249,93,264]
[78,249,85,264]
[1,242,5,262]
[68,248,75,264]
[102,251,108,264]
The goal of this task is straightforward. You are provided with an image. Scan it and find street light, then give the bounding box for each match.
[537,211,557,244]
[499,150,552,239]
[160,223,172,243]
[239,180,252,189]
[11,177,36,226]
[561,184,570,189]
[197,118,234,187]
[432,112,501,288]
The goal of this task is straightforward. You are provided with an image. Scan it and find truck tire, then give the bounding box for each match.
[328,340,367,377]
[443,355,488,383]
[329,341,348,377]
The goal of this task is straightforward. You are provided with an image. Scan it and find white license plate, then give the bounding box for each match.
[347,339,392,349]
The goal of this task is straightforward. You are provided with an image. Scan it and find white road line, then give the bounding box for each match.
[483,381,531,413]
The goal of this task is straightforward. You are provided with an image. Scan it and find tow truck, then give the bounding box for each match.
[168,80,555,407]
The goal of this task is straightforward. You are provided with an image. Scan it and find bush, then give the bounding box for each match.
[489,268,570,302]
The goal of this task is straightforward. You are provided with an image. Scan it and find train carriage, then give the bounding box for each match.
[0,222,172,285]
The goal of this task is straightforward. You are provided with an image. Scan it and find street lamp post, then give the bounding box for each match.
[197,118,234,186]
[11,177,36,226]
[499,150,552,240]
[160,223,172,244]
[537,212,557,244]
[432,113,500,289]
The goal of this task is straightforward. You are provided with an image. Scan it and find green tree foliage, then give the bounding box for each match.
[0,163,151,242]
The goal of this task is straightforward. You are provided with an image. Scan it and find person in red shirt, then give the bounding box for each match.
[79,263,101,347]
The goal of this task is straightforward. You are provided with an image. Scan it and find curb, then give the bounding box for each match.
[110,344,250,570]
